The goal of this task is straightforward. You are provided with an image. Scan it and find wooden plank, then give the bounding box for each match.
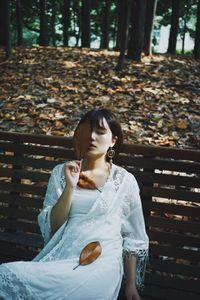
[2,152,200,174]
[0,131,73,147]
[0,219,40,233]
[0,154,59,169]
[149,215,199,233]
[1,131,200,161]
[142,284,200,300]
[0,193,43,208]
[132,170,200,188]
[0,207,39,220]
[0,242,39,260]
[0,167,50,182]
[0,231,43,248]
[149,230,200,247]
[145,273,200,292]
[0,182,46,196]
[0,141,75,159]
[149,258,200,277]
[151,202,200,217]
[0,256,19,263]
[116,155,200,174]
[141,187,200,203]
[150,244,199,263]
[121,143,200,161]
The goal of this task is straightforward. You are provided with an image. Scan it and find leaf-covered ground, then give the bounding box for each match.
[0,47,200,149]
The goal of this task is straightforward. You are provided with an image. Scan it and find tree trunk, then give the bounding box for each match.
[81,0,91,48]
[51,0,56,46]
[63,0,71,46]
[5,0,11,59]
[39,0,48,46]
[16,0,23,46]
[181,16,187,54]
[143,0,158,56]
[181,0,189,55]
[127,0,146,61]
[116,0,123,51]
[167,0,180,54]
[100,0,110,49]
[116,0,131,71]
[0,0,6,46]
[71,0,81,47]
[194,0,200,59]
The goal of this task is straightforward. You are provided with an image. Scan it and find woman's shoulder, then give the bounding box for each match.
[112,163,130,176]
[112,164,139,186]
[112,163,131,180]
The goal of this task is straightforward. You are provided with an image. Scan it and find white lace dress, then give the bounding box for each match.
[0,163,149,300]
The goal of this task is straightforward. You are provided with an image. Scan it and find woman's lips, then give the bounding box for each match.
[88,144,96,148]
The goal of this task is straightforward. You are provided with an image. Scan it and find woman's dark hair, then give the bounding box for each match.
[77,108,123,156]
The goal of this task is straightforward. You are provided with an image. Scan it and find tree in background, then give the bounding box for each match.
[16,0,23,46]
[0,0,11,59]
[50,0,56,46]
[194,0,200,59]
[39,0,48,46]
[127,0,146,61]
[5,0,11,59]
[167,0,180,54]
[116,0,131,71]
[62,0,71,46]
[143,0,158,56]
[0,0,6,47]
[81,0,91,47]
[100,0,110,49]
[116,0,124,51]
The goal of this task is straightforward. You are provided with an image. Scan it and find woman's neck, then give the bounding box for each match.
[81,156,108,171]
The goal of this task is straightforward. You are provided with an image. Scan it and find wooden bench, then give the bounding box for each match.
[0,131,199,300]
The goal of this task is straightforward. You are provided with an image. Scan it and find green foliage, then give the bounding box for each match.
[8,0,199,50]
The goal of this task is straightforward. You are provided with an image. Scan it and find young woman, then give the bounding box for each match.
[0,108,149,300]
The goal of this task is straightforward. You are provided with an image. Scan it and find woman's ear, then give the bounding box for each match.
[111,136,118,147]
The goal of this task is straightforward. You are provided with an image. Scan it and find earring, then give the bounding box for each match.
[107,147,115,163]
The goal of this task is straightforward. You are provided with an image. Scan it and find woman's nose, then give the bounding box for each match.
[91,131,96,140]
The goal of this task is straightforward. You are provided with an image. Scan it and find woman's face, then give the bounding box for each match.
[85,117,116,159]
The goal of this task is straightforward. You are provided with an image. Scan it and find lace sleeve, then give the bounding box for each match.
[121,172,149,290]
[38,164,65,245]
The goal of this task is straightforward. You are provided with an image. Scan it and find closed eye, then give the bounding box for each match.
[96,129,107,134]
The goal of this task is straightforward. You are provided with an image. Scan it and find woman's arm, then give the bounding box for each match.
[50,184,74,234]
[124,255,141,300]
[50,160,81,234]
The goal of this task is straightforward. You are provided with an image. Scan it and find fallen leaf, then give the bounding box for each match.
[73,241,102,270]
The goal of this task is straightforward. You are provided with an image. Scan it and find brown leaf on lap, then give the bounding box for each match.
[73,241,102,270]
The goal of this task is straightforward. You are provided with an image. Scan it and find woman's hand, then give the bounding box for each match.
[125,281,141,300]
[64,161,81,188]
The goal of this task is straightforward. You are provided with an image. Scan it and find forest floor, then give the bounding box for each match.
[0,46,200,149]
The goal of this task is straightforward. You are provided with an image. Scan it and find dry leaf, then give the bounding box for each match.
[175,120,188,129]
[78,172,97,189]
[73,241,102,270]
[73,122,91,159]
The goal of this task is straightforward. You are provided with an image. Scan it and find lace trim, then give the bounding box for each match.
[112,166,125,192]
[0,265,35,300]
[60,175,66,189]
[123,248,148,290]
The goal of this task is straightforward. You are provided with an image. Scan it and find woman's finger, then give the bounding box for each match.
[66,162,80,174]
